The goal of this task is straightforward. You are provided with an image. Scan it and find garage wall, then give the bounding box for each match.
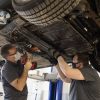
[0,82,4,100]
[27,78,50,100]
[62,82,70,100]
[27,67,51,100]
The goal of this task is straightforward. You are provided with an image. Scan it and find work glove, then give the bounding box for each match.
[20,53,37,70]
[30,61,37,70]
[48,48,61,59]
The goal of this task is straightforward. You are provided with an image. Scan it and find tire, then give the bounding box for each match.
[12,0,81,26]
[0,0,12,9]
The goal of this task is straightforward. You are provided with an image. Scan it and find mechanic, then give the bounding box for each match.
[50,49,100,100]
[0,44,32,100]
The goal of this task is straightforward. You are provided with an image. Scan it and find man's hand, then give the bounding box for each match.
[24,59,32,70]
[20,53,28,64]
[48,48,61,59]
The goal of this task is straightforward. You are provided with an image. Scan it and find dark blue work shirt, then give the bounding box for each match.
[69,66,100,100]
[1,60,28,100]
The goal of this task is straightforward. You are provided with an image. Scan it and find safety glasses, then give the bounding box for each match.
[8,51,17,56]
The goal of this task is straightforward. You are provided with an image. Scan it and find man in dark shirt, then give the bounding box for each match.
[50,50,100,100]
[0,44,32,100]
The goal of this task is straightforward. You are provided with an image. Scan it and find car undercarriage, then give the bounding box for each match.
[0,0,100,71]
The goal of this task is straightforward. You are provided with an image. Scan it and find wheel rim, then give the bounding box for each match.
[15,0,31,4]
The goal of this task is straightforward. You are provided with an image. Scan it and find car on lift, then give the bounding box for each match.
[0,0,100,72]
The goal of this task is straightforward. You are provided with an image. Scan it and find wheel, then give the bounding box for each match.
[12,0,81,26]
